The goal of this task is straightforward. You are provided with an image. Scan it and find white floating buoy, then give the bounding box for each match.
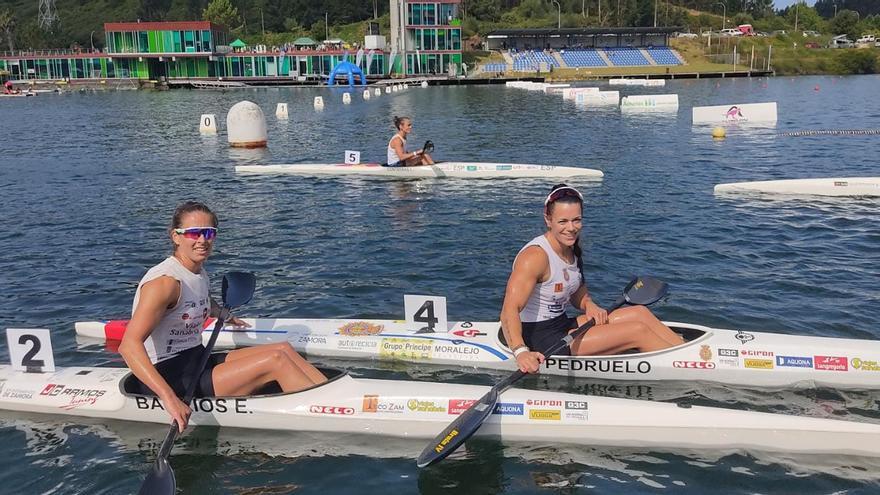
[385,86,392,94]
[226,101,267,148]
[421,81,428,88]
[199,114,217,134]
[275,103,288,119]
[314,96,324,110]
[392,85,399,93]
[342,92,352,104]
[363,90,371,100]
[374,87,381,96]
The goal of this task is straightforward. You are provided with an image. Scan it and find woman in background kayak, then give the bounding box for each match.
[119,201,326,431]
[386,116,434,167]
[500,184,684,374]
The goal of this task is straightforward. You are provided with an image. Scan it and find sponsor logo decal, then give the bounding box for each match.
[529,409,561,420]
[775,356,813,368]
[451,329,487,338]
[718,358,740,368]
[136,396,249,414]
[718,348,739,357]
[296,335,327,345]
[380,338,434,360]
[407,399,446,413]
[1,388,34,400]
[741,349,774,357]
[433,344,479,356]
[544,358,651,374]
[735,331,755,344]
[448,399,477,415]
[851,358,880,371]
[553,283,564,293]
[699,345,712,361]
[673,361,716,369]
[40,384,65,396]
[814,356,848,371]
[338,321,384,336]
[362,395,405,414]
[337,339,378,351]
[526,399,563,407]
[744,359,774,369]
[434,428,458,453]
[363,395,378,412]
[310,405,355,415]
[460,321,473,328]
[493,402,524,415]
[565,400,588,410]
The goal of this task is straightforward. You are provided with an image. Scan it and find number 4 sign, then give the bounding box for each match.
[6,328,55,373]
[404,295,448,333]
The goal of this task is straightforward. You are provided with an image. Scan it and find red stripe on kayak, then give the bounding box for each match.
[104,317,216,341]
[104,320,129,341]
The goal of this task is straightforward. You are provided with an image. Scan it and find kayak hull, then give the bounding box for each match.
[76,318,880,389]
[714,177,880,197]
[0,364,878,457]
[234,162,604,179]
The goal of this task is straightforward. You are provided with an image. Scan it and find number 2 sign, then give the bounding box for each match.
[7,328,55,373]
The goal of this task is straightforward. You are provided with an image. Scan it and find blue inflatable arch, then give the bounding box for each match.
[327,60,366,87]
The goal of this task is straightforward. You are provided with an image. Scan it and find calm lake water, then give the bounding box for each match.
[0,75,879,494]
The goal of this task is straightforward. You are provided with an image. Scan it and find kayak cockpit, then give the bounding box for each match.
[495,323,709,357]
[119,360,349,400]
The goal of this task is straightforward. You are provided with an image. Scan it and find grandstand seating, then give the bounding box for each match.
[510,50,559,71]
[603,48,650,66]
[481,63,507,72]
[559,49,608,67]
[645,47,682,65]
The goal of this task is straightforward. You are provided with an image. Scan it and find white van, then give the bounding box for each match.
[830,35,854,48]
[856,34,876,44]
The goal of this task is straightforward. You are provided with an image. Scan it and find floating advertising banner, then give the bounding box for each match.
[692,102,777,125]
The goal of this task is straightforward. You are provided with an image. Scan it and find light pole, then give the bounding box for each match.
[551,0,561,29]
[715,1,726,31]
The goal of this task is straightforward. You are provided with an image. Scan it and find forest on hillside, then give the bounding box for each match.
[0,0,879,51]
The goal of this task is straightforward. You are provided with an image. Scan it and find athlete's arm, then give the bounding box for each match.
[119,276,192,432]
[571,283,607,325]
[390,135,419,161]
[500,246,548,373]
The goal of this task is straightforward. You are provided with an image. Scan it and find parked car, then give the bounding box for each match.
[772,30,788,36]
[829,35,854,48]
[701,31,716,37]
[720,28,742,37]
[675,32,698,38]
[856,35,876,44]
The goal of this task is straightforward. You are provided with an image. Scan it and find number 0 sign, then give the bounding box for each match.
[7,328,55,373]
[404,295,448,333]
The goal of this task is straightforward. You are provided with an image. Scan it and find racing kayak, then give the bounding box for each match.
[714,177,880,197]
[1,364,878,457]
[234,162,604,179]
[76,318,880,389]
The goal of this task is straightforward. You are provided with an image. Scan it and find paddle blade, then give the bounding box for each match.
[138,456,175,495]
[621,276,668,306]
[417,387,498,468]
[221,272,256,309]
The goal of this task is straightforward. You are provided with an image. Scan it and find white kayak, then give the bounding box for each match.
[714,177,880,197]
[76,318,880,389]
[1,363,879,457]
[234,162,604,179]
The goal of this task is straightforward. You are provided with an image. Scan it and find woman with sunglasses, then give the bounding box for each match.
[386,116,434,167]
[119,201,327,432]
[500,184,684,374]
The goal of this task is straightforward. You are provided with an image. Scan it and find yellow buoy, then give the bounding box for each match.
[712,127,726,139]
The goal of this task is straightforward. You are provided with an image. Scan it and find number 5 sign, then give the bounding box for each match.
[344,150,361,165]
[6,328,55,373]
[404,295,448,333]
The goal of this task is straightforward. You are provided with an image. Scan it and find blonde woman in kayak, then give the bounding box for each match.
[500,184,684,374]
[119,201,326,431]
[386,116,434,167]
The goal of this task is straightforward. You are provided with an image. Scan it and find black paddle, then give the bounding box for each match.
[416,275,669,468]
[138,271,257,495]
[421,140,434,155]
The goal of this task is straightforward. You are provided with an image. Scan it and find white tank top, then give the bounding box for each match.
[516,235,583,323]
[132,256,211,363]
[387,134,405,164]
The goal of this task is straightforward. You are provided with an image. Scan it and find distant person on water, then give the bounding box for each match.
[500,184,684,374]
[119,201,327,431]
[386,116,434,167]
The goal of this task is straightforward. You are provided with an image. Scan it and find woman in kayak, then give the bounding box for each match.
[119,201,326,431]
[500,184,684,374]
[386,116,434,167]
